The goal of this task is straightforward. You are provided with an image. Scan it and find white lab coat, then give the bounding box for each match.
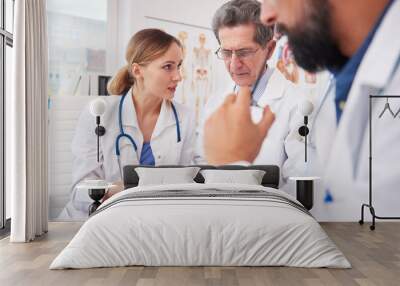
[195,68,305,186]
[61,92,196,219]
[303,0,400,221]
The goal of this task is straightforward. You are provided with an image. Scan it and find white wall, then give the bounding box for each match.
[47,0,107,21]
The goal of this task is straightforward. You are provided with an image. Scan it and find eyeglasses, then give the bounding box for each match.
[215,47,260,60]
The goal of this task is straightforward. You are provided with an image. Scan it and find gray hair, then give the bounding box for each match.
[212,0,274,48]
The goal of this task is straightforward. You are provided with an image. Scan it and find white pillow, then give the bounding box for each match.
[200,169,266,185]
[135,167,201,186]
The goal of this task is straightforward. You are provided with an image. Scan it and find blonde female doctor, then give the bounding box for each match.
[61,29,196,219]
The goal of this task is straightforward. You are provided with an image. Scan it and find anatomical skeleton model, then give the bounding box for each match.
[192,33,212,125]
[177,31,188,104]
[276,42,299,84]
[275,36,318,85]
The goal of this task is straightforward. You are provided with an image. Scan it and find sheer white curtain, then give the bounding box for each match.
[9,0,48,242]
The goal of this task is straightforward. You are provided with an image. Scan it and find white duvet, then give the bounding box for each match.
[50,183,350,269]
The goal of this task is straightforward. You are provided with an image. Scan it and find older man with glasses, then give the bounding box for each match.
[195,0,305,188]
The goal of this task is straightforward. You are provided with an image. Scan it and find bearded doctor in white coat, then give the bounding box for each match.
[195,0,304,187]
[204,0,400,221]
[60,29,196,220]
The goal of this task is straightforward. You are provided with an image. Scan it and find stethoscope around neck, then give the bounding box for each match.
[115,91,181,173]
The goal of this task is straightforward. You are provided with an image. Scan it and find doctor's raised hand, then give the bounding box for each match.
[204,86,275,165]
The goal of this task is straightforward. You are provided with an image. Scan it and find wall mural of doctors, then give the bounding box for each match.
[60,29,196,219]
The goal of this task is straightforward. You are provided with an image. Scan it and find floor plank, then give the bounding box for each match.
[0,222,399,286]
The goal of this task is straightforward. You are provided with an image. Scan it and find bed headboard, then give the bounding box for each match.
[123,165,280,189]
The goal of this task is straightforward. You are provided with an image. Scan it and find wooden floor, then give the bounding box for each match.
[0,222,399,286]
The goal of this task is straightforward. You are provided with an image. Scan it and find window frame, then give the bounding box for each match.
[0,0,14,233]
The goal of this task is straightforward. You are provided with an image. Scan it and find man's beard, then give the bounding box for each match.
[277,0,348,73]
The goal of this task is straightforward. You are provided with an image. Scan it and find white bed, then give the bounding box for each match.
[50,183,350,269]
